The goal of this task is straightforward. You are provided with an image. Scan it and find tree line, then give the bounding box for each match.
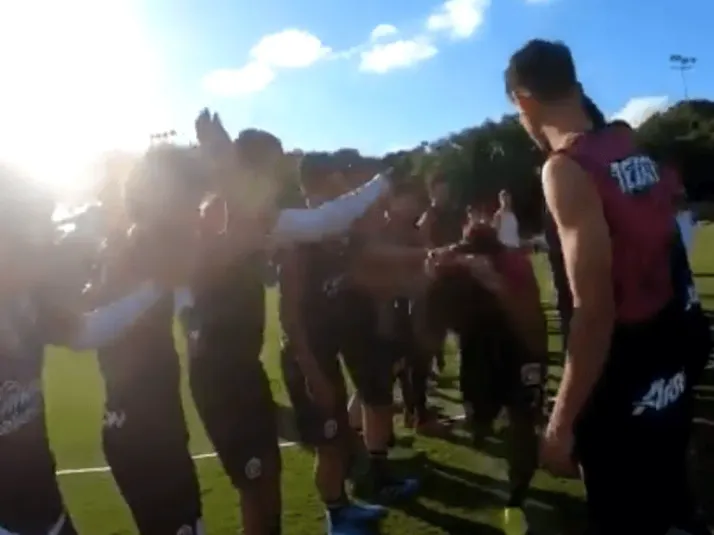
[297,98,714,233]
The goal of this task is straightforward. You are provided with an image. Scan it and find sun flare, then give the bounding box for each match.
[0,0,171,198]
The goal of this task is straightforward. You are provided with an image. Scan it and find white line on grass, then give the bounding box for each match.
[55,414,467,477]
[54,413,555,512]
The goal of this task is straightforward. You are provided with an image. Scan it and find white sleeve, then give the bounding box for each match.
[270,173,389,246]
[69,282,163,351]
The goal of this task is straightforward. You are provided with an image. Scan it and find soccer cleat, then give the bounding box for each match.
[326,516,372,535]
[503,506,529,535]
[326,505,385,535]
[340,502,388,522]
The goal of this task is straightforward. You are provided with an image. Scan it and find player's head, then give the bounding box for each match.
[231,128,287,212]
[505,39,582,149]
[424,261,501,338]
[123,145,207,236]
[298,158,348,207]
[388,176,427,223]
[461,221,504,256]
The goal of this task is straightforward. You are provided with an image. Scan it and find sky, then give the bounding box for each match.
[0,0,712,193]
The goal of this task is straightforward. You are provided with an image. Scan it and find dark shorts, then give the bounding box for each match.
[460,330,545,431]
[189,350,280,489]
[575,302,709,534]
[0,418,76,535]
[101,377,202,533]
[281,336,349,447]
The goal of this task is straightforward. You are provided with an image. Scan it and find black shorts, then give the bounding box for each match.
[575,301,708,534]
[102,378,202,533]
[460,330,546,434]
[281,335,349,447]
[0,417,75,534]
[189,350,280,489]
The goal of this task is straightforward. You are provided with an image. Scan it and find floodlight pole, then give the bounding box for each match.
[669,54,697,100]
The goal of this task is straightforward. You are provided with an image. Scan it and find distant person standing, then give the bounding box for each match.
[492,190,521,248]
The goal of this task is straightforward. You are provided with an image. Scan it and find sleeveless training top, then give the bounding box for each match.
[547,124,682,324]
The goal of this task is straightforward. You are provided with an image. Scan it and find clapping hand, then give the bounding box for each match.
[195,108,235,172]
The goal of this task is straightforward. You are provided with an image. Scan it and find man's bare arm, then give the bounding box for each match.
[544,153,615,431]
[278,248,313,363]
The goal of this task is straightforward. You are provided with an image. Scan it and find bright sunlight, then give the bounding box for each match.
[0,0,171,198]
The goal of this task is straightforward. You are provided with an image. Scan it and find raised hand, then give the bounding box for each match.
[195,108,234,169]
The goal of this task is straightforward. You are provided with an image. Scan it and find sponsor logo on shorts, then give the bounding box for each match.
[632,370,686,416]
[685,284,700,311]
[324,418,338,439]
[245,457,262,480]
[103,410,127,429]
[520,363,542,387]
[0,379,42,436]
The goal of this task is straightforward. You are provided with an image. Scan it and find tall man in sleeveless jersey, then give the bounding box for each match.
[506,39,710,535]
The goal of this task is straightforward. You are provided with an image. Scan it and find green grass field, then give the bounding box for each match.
[46,226,714,534]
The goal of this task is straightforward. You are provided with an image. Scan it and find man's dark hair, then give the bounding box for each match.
[124,145,207,223]
[581,94,607,128]
[298,155,337,192]
[234,128,283,168]
[505,39,578,102]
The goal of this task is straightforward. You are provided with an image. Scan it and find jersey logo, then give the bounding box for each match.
[323,419,338,439]
[684,284,700,311]
[609,155,660,196]
[632,370,686,416]
[245,457,263,480]
[103,410,127,429]
[0,380,42,436]
[520,363,542,387]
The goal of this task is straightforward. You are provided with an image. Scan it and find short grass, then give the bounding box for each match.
[46,226,714,534]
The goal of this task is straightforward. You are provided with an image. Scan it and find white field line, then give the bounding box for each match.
[55,414,468,477]
[53,412,556,511]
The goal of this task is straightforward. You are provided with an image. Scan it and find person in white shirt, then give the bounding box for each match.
[492,190,521,248]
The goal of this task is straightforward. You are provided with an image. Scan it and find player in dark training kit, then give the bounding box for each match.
[92,147,205,534]
[506,39,711,534]
[0,163,196,534]
[279,162,388,535]
[425,222,546,533]
[180,111,392,535]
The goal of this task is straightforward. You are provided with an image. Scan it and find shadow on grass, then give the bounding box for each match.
[387,453,585,535]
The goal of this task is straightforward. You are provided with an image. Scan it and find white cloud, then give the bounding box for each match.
[426,0,490,39]
[611,96,671,127]
[360,39,438,73]
[370,24,398,41]
[202,62,276,96]
[250,29,331,68]
[203,29,330,97]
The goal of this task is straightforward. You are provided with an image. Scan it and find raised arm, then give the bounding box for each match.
[270,173,390,246]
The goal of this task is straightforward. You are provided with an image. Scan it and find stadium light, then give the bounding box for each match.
[669,54,697,100]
